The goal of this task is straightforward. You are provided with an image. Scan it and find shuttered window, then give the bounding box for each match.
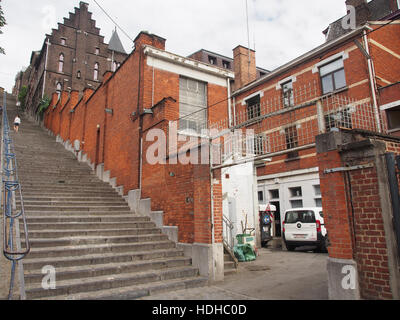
[179,77,207,133]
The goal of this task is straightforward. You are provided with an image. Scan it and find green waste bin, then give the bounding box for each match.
[233,244,257,262]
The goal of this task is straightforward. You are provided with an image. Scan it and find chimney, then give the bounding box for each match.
[233,45,257,90]
[134,31,166,51]
[345,0,370,26]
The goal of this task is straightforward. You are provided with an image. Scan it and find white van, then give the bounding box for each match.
[283,208,327,252]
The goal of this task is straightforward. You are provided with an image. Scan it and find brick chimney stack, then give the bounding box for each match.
[345,0,371,26]
[134,31,166,51]
[233,45,257,90]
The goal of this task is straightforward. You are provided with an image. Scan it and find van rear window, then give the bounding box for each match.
[285,211,316,224]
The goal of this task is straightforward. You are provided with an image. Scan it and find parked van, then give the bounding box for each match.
[283,208,327,252]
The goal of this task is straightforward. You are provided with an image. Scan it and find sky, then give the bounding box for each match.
[0,0,349,93]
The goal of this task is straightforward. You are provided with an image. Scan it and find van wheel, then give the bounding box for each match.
[286,245,296,252]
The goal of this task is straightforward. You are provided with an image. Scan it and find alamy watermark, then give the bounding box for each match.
[42,265,56,290]
[341,265,357,290]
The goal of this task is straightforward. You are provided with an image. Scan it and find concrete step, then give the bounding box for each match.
[24,221,155,231]
[25,266,200,299]
[22,191,120,197]
[23,215,145,224]
[23,248,185,271]
[37,276,208,300]
[22,196,125,202]
[22,210,136,217]
[24,234,169,249]
[21,200,127,207]
[25,241,176,259]
[22,227,161,239]
[23,205,131,212]
[24,257,192,285]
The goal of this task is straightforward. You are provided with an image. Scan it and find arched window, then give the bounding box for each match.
[94,63,99,81]
[56,82,62,98]
[77,70,81,79]
[58,54,64,73]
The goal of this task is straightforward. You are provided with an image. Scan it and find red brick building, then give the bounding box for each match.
[44,30,233,281]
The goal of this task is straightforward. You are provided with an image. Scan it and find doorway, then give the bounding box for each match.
[271,201,281,237]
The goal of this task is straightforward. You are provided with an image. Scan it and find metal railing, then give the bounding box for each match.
[2,91,30,300]
[223,215,235,252]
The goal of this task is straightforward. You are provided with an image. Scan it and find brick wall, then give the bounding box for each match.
[59,91,79,143]
[317,131,400,299]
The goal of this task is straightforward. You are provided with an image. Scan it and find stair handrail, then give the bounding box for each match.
[1,91,30,300]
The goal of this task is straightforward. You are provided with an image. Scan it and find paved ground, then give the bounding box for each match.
[140,247,329,300]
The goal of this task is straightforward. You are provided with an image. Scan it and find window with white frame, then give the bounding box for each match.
[319,58,346,94]
[285,125,299,150]
[386,105,400,130]
[282,80,294,108]
[179,77,208,133]
[58,54,64,73]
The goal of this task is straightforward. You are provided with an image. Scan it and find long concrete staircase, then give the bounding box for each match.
[5,97,207,300]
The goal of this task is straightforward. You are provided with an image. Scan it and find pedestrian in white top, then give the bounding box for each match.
[14,115,21,133]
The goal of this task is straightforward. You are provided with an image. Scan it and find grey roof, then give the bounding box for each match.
[324,0,396,42]
[108,30,127,54]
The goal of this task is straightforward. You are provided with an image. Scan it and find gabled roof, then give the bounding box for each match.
[108,29,127,54]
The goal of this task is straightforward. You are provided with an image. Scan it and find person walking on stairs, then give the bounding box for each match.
[14,115,21,133]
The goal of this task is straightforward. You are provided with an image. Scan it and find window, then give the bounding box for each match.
[258,191,264,202]
[269,189,279,200]
[58,54,64,73]
[56,82,62,98]
[95,48,100,55]
[290,200,304,209]
[282,80,294,108]
[179,77,207,133]
[246,95,261,120]
[289,187,302,198]
[252,134,267,156]
[314,185,322,207]
[61,38,66,46]
[112,61,117,72]
[208,56,217,65]
[315,198,323,207]
[77,71,81,79]
[285,126,298,150]
[94,63,99,81]
[325,108,353,131]
[320,59,346,94]
[285,210,315,224]
[386,106,400,130]
[222,60,231,69]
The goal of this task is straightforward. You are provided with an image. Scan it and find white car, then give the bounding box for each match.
[283,208,327,252]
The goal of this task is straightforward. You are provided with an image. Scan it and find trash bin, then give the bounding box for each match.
[234,244,257,262]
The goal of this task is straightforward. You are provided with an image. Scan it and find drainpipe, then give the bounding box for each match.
[227,78,232,128]
[209,137,216,281]
[363,29,382,133]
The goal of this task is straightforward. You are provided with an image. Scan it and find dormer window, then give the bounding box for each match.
[208,56,217,65]
[222,60,231,69]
